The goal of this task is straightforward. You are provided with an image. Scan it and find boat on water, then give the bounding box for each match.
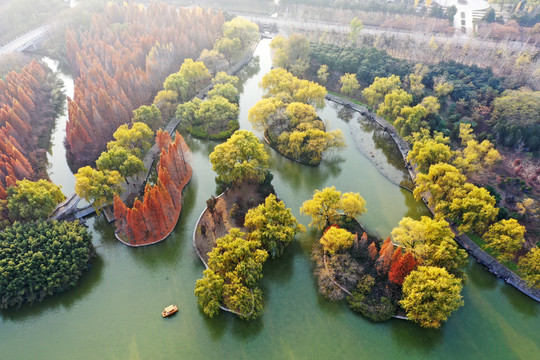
[162,305,178,317]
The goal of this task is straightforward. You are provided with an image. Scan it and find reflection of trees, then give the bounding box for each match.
[402,187,431,220]
[357,115,378,133]
[235,56,261,93]
[337,106,355,123]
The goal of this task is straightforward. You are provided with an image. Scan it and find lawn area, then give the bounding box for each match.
[467,232,520,272]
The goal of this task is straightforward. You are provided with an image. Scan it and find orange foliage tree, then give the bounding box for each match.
[0,61,60,199]
[113,131,192,245]
[65,2,225,170]
[389,252,417,285]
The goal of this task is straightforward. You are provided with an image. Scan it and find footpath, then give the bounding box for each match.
[325,93,540,303]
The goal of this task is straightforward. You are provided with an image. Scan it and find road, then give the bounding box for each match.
[0,25,51,57]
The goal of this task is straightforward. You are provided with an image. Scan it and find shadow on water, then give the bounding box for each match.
[501,285,539,317]
[236,55,261,93]
[0,255,104,321]
[336,106,355,123]
[466,260,498,291]
[402,188,431,219]
[390,318,443,354]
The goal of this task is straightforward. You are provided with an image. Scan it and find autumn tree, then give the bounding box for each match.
[393,104,428,138]
[362,75,401,109]
[153,90,178,120]
[107,122,154,159]
[6,180,65,221]
[132,104,162,131]
[213,71,240,87]
[194,228,268,319]
[518,247,540,289]
[400,266,464,329]
[96,146,145,182]
[207,83,239,104]
[209,130,269,184]
[320,226,355,255]
[377,89,413,122]
[391,216,467,275]
[198,49,225,75]
[317,64,329,85]
[75,166,124,211]
[413,163,467,211]
[214,37,241,66]
[389,252,417,285]
[447,183,498,234]
[270,34,310,77]
[483,219,525,261]
[454,123,501,174]
[340,73,360,98]
[222,17,259,50]
[348,17,363,44]
[407,130,453,173]
[300,186,367,230]
[245,194,306,258]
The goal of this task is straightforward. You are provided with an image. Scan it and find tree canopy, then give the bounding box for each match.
[270,34,310,77]
[6,180,65,222]
[222,17,259,50]
[518,247,540,289]
[132,104,162,131]
[209,130,269,184]
[300,186,367,230]
[483,219,525,262]
[96,146,145,181]
[107,122,154,159]
[75,166,124,211]
[244,194,305,258]
[320,226,355,254]
[400,266,463,328]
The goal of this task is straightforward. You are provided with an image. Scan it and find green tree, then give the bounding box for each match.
[6,180,65,221]
[197,95,239,126]
[96,146,145,182]
[74,166,124,211]
[163,72,188,100]
[340,73,360,98]
[132,104,162,131]
[207,83,239,104]
[270,34,310,77]
[362,75,401,109]
[223,17,259,50]
[153,89,178,120]
[518,247,540,289]
[391,216,467,275]
[177,59,211,100]
[320,226,354,255]
[209,130,269,184]
[213,71,240,87]
[348,17,363,44]
[245,194,306,258]
[300,186,367,230]
[198,48,225,75]
[107,122,154,159]
[400,266,463,329]
[483,219,525,261]
[393,104,428,138]
[215,37,242,66]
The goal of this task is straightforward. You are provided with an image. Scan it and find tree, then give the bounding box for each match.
[300,186,367,230]
[454,124,501,174]
[362,75,401,109]
[6,180,65,221]
[400,266,463,329]
[340,73,360,98]
[132,104,162,131]
[413,163,467,211]
[198,49,225,75]
[207,83,239,104]
[248,97,284,131]
[393,104,428,138]
[391,216,467,275]
[107,122,154,159]
[213,71,239,87]
[408,74,425,97]
[197,95,239,126]
[222,17,259,50]
[270,34,310,77]
[177,59,212,100]
[348,17,363,44]
[195,228,268,319]
[209,130,269,184]
[420,96,440,115]
[74,166,124,211]
[317,64,329,85]
[389,252,417,285]
[448,183,498,234]
[518,247,540,289]
[483,219,525,261]
[96,146,145,181]
[215,37,241,66]
[434,81,454,98]
[153,90,178,120]
[163,72,188,101]
[245,194,306,258]
[320,226,354,255]
[377,89,413,122]
[407,131,453,173]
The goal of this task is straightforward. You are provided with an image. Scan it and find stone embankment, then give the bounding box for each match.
[325,93,540,303]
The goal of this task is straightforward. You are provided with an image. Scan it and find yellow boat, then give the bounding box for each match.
[162,304,178,317]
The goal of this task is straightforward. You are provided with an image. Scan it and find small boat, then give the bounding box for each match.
[162,304,178,317]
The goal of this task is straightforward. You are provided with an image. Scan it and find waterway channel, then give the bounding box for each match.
[1,39,538,359]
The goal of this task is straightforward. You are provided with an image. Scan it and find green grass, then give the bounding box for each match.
[466,232,520,272]
[328,90,368,107]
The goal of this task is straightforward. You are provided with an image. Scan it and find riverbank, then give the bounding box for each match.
[326,92,540,303]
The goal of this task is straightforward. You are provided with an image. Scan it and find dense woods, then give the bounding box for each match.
[0,220,93,309]
[114,131,192,246]
[0,60,65,200]
[65,2,224,170]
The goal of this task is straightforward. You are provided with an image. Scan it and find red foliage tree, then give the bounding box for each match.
[376,236,394,277]
[113,132,192,245]
[368,242,378,261]
[388,252,417,285]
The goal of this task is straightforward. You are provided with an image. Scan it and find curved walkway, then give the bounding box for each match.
[326,93,540,303]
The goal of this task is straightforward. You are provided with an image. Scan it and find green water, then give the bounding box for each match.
[1,39,538,360]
